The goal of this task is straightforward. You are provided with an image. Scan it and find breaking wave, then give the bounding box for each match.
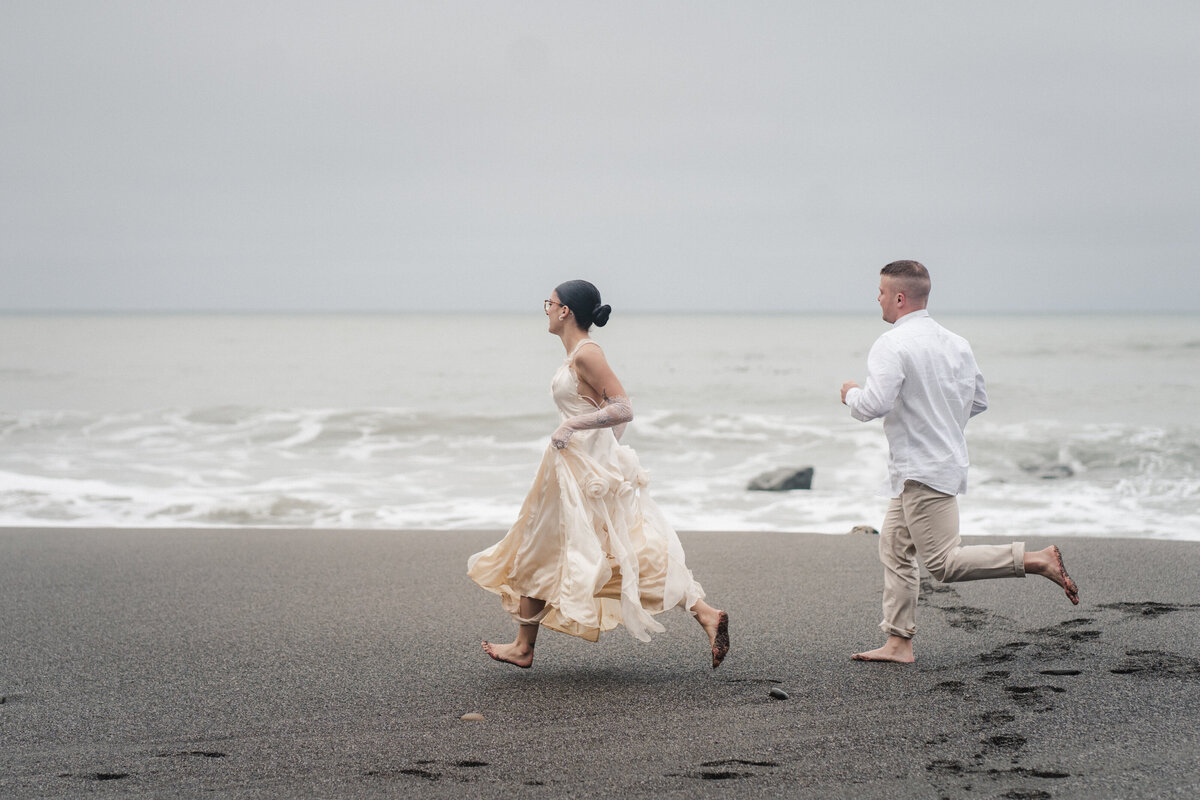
[1,406,1197,540]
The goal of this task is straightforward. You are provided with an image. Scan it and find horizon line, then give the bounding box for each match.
[1,308,1194,317]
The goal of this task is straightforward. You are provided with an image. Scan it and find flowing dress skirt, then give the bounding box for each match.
[468,428,704,642]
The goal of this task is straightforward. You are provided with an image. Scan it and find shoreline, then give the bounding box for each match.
[3,528,1198,798]
[2,525,1196,544]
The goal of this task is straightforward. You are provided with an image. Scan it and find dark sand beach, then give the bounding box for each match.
[2,528,1198,799]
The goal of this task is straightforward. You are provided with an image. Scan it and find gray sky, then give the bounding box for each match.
[2,1,1197,313]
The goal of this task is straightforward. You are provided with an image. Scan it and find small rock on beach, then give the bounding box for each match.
[460,712,485,721]
[747,467,813,491]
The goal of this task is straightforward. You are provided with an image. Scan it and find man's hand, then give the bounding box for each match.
[841,381,860,404]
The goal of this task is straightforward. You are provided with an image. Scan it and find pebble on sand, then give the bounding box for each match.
[769,687,789,700]
[460,712,485,721]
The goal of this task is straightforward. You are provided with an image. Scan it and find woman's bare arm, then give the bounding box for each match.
[550,345,633,449]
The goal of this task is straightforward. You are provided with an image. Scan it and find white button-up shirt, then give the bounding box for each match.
[845,310,988,497]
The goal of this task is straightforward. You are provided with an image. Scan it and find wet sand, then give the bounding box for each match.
[2,528,1198,799]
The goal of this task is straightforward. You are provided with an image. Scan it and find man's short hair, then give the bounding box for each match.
[880,260,931,303]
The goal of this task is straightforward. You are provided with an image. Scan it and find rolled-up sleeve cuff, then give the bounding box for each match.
[846,387,871,421]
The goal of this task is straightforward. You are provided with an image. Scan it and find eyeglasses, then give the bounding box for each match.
[544,299,568,312]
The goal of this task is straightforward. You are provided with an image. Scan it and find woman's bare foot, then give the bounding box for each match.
[691,601,730,668]
[852,635,915,663]
[481,639,534,669]
[1024,545,1080,604]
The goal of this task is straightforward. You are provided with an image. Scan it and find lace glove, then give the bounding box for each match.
[551,396,633,450]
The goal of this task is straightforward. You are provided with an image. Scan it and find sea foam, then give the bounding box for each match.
[1,313,1197,538]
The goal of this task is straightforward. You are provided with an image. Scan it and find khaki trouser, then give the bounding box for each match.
[880,480,1025,639]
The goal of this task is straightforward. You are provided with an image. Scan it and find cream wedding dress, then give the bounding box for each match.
[467,340,705,642]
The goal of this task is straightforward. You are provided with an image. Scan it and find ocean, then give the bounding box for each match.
[1,313,1197,540]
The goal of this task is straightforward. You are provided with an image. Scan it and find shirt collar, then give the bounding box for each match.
[893,309,930,327]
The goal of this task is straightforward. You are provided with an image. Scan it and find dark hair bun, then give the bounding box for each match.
[554,279,609,331]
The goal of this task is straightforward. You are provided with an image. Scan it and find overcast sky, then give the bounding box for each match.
[2,1,1197,313]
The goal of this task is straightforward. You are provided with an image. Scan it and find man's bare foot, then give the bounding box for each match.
[692,603,730,668]
[851,635,914,663]
[481,640,534,669]
[1025,545,1080,605]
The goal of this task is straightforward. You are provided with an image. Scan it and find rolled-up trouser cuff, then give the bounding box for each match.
[879,621,916,639]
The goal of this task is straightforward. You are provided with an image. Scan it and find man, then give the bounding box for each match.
[841,260,1078,664]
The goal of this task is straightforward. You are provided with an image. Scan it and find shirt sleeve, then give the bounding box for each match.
[847,337,904,422]
[970,366,988,418]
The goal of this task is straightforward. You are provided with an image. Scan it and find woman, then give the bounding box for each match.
[467,280,729,669]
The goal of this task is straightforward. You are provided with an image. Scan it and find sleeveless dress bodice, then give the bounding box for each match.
[467,340,704,642]
[551,346,603,417]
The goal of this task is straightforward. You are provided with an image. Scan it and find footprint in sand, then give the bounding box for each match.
[369,759,491,783]
[984,733,1027,751]
[973,710,1016,729]
[1100,601,1200,617]
[1008,681,1065,714]
[939,605,994,631]
[1110,649,1200,680]
[979,642,1031,664]
[155,751,227,759]
[978,670,1011,684]
[926,756,1069,800]
[1024,618,1100,661]
[60,772,130,782]
[1005,684,1066,710]
[696,770,753,781]
[926,758,967,775]
[678,758,778,781]
[391,768,440,781]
